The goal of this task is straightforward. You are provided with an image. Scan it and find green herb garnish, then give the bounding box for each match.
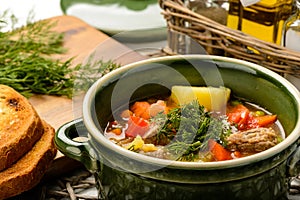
[0,12,120,98]
[153,100,232,161]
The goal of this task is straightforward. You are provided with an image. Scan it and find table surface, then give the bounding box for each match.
[2,2,300,199]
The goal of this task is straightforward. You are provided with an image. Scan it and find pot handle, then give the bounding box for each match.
[287,143,300,177]
[55,118,100,173]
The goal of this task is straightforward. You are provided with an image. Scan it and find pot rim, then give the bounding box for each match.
[82,54,300,169]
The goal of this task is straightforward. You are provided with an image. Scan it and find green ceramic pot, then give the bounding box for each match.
[55,55,300,199]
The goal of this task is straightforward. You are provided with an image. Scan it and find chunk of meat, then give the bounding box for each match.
[149,100,168,117]
[226,127,280,153]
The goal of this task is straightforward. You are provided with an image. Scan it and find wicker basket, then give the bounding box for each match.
[159,0,300,77]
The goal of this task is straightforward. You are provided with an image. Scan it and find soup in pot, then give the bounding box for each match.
[104,86,284,162]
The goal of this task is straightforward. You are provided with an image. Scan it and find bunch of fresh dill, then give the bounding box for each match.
[0,12,119,98]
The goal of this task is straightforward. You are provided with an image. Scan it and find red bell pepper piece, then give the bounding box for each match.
[126,115,149,137]
[208,139,232,161]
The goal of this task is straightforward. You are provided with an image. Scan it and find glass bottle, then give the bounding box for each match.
[282,0,300,51]
[188,0,229,25]
[167,0,229,55]
[282,0,300,90]
[227,0,294,44]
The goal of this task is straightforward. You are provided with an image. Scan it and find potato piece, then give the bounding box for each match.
[126,135,144,151]
[141,144,158,152]
[168,86,230,112]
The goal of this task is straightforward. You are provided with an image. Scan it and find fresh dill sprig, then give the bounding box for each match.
[153,100,231,161]
[0,12,120,98]
[73,54,120,94]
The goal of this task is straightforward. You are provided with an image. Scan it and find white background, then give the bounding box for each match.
[1,0,63,28]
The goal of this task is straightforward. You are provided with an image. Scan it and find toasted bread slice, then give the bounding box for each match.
[0,120,57,199]
[0,84,44,171]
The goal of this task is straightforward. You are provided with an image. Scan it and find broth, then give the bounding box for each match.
[104,87,284,162]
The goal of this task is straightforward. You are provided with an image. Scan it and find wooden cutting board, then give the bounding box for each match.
[27,15,148,176]
[29,15,147,131]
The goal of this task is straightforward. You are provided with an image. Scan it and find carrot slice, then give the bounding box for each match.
[233,151,242,159]
[208,139,232,161]
[248,115,277,128]
[111,128,122,135]
[130,101,151,120]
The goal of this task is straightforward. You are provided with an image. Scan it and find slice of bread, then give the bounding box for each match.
[0,120,57,200]
[0,84,44,171]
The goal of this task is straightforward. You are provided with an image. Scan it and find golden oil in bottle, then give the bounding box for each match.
[227,0,294,44]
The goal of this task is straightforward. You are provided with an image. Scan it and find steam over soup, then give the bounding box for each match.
[104,86,284,162]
